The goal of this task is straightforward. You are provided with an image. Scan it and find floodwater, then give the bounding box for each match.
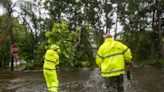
[0,66,164,92]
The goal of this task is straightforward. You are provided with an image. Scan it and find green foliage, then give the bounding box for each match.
[45,21,78,69]
[1,0,163,70]
[0,15,33,69]
[74,26,95,67]
[141,58,164,68]
[122,31,157,61]
[11,19,34,63]
[43,0,112,41]
[44,21,95,69]
[115,0,164,64]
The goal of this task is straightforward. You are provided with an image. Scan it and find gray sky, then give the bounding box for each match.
[0,0,19,15]
[0,6,4,15]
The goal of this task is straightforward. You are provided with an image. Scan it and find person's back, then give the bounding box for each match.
[96,34,132,92]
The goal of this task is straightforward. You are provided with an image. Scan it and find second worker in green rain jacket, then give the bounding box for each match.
[96,33,132,92]
[43,45,60,92]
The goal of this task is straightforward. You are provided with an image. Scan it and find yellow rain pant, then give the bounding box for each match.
[44,69,59,92]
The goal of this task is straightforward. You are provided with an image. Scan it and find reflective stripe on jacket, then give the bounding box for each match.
[96,38,132,77]
[43,49,59,69]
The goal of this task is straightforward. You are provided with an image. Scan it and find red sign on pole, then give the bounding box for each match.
[11,43,19,59]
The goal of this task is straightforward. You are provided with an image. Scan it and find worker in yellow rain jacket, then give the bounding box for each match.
[96,33,132,92]
[43,45,60,92]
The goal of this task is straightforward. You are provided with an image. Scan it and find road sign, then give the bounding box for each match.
[11,43,19,59]
[11,43,19,54]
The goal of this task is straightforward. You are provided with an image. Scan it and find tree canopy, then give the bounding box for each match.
[1,0,164,70]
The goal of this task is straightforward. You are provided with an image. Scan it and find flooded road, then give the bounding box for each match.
[0,66,164,92]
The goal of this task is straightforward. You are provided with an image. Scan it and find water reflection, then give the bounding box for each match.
[0,66,164,92]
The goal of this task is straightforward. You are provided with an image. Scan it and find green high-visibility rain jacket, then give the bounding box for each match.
[96,38,132,77]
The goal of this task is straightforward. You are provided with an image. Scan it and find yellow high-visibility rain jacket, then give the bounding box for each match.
[44,49,59,69]
[96,38,132,77]
[43,49,59,92]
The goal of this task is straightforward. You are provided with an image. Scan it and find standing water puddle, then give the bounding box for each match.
[0,66,164,92]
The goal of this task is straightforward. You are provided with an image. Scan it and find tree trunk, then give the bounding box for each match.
[114,7,118,40]
[156,0,164,58]
[5,0,14,71]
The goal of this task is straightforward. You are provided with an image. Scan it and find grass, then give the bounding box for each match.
[140,59,164,68]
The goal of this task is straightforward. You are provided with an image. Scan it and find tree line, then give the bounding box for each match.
[0,0,164,70]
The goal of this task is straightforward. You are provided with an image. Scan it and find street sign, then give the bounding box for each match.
[11,43,19,59]
[11,43,19,53]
